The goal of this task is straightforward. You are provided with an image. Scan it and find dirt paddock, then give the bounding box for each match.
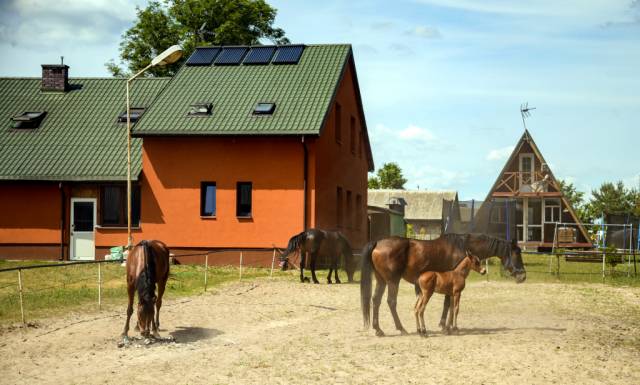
[1,277,639,384]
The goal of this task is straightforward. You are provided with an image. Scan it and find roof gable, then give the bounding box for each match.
[0,77,169,181]
[132,44,352,136]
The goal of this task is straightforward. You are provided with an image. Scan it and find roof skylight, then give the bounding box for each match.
[253,102,276,115]
[11,111,47,129]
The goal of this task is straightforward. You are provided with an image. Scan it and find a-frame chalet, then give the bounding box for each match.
[478,130,591,250]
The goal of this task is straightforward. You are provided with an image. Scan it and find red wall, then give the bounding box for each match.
[122,136,306,249]
[312,60,370,248]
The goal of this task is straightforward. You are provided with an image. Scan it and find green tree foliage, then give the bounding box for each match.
[368,175,380,189]
[368,162,407,189]
[557,179,589,222]
[587,181,635,218]
[107,0,289,77]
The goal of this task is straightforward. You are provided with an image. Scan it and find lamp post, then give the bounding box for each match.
[126,45,183,249]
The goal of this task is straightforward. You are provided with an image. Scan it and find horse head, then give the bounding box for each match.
[137,295,156,337]
[467,252,486,275]
[502,238,526,283]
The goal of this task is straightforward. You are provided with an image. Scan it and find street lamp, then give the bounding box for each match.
[126,45,183,249]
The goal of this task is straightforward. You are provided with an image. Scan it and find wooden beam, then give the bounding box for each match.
[492,191,562,197]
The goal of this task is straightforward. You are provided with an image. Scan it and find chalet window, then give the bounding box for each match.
[490,204,506,224]
[236,182,252,217]
[117,107,145,123]
[200,182,217,216]
[356,194,362,230]
[544,199,561,223]
[336,186,343,227]
[335,103,342,144]
[100,184,140,227]
[346,190,353,229]
[350,116,356,154]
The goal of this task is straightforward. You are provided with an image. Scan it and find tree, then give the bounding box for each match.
[107,0,289,77]
[368,162,407,189]
[587,181,635,218]
[557,179,589,222]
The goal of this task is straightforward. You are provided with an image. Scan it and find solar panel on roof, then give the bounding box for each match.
[214,47,249,65]
[272,45,305,64]
[185,47,221,66]
[243,46,276,65]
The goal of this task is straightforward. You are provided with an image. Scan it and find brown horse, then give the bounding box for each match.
[361,233,525,336]
[121,240,170,342]
[414,253,486,337]
[280,228,356,284]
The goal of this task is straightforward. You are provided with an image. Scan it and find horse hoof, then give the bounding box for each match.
[375,329,385,337]
[421,331,428,338]
[335,280,341,284]
[327,281,332,284]
[313,280,319,284]
[400,329,409,336]
[302,277,310,283]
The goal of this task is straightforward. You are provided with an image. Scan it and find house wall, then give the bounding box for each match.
[0,182,63,259]
[123,136,306,254]
[313,60,369,249]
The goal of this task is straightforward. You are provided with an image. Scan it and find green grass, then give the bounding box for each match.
[0,260,288,325]
[464,253,640,286]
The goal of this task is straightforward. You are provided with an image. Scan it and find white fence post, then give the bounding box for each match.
[270,249,276,279]
[204,254,209,292]
[97,263,102,310]
[17,269,25,324]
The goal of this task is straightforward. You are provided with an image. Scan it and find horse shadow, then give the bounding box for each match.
[400,326,566,338]
[169,326,223,344]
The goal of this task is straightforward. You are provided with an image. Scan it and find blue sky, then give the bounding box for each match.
[1,0,638,199]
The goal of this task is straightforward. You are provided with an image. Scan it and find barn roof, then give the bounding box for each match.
[368,190,458,221]
[0,77,169,181]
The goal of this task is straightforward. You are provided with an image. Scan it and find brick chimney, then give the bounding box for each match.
[41,64,69,92]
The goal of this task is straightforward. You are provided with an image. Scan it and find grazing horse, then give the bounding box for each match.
[414,253,486,337]
[435,233,526,330]
[121,240,170,342]
[361,233,525,336]
[280,228,356,284]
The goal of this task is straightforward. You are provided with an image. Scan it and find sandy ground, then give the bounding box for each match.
[1,276,639,385]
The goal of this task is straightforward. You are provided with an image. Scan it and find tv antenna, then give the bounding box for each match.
[520,102,536,130]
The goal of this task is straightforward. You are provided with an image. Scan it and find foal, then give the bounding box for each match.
[414,253,486,337]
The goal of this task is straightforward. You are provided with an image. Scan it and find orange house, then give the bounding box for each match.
[0,44,374,264]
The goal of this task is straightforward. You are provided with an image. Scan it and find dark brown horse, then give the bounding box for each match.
[435,233,526,330]
[361,233,525,336]
[121,240,170,342]
[280,228,356,284]
[414,252,486,337]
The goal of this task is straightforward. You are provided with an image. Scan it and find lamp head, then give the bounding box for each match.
[151,45,183,66]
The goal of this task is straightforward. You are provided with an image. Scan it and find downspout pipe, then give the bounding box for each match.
[302,136,308,231]
[59,182,65,261]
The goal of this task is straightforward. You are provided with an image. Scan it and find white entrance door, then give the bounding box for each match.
[70,198,96,260]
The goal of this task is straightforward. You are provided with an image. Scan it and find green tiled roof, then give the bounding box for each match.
[0,77,169,181]
[133,44,351,136]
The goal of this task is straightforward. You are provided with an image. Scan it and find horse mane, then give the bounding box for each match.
[442,233,512,258]
[136,240,157,310]
[281,231,307,261]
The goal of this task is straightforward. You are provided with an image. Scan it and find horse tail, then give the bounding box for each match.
[136,240,157,312]
[281,231,307,261]
[360,240,376,328]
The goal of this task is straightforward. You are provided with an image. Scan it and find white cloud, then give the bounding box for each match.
[486,145,515,161]
[398,124,436,141]
[406,25,441,39]
[0,0,138,47]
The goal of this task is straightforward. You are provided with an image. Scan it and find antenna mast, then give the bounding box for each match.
[520,102,536,130]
